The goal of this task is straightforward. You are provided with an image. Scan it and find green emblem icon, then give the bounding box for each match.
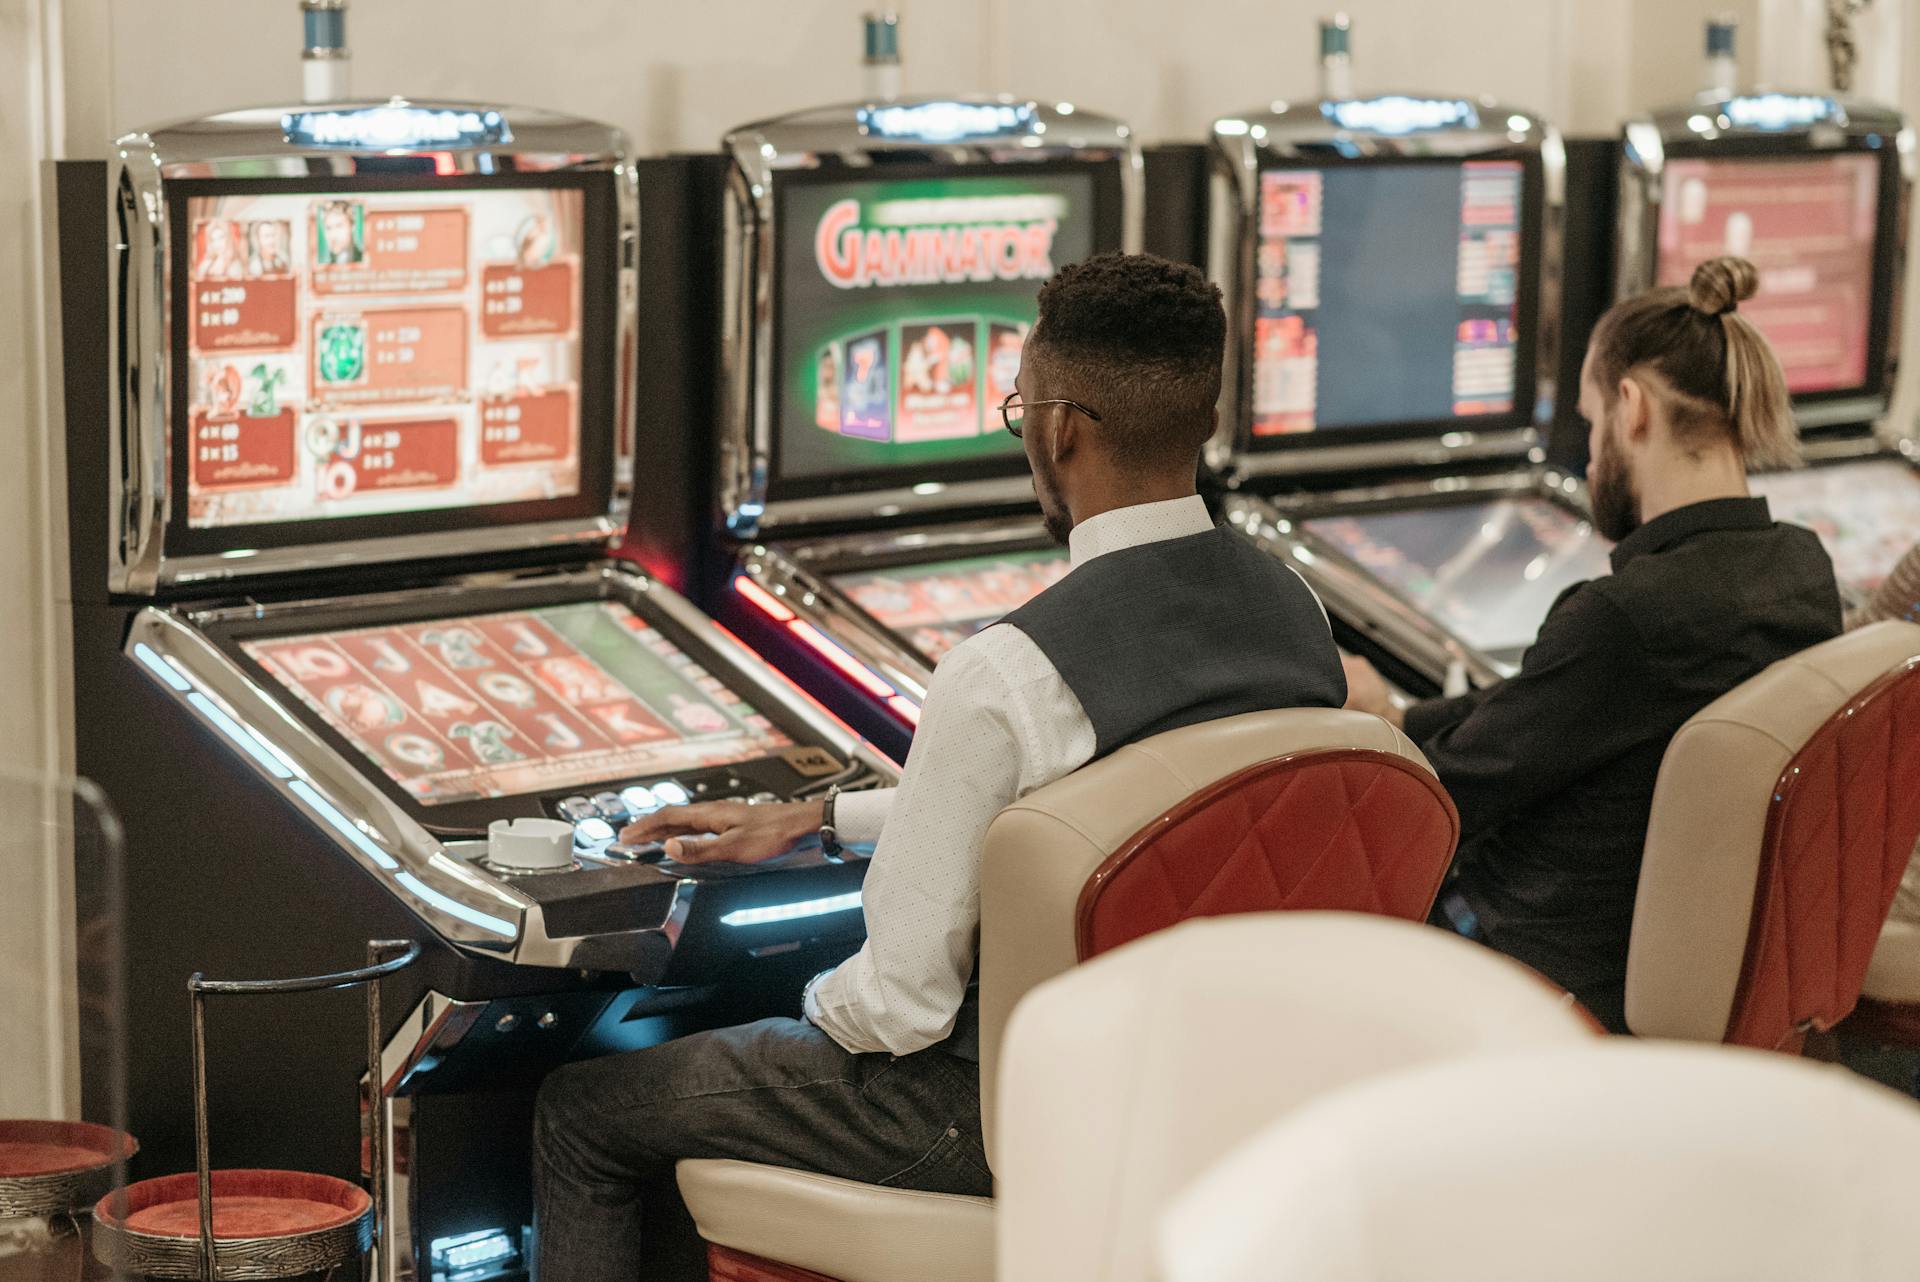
[318,323,366,385]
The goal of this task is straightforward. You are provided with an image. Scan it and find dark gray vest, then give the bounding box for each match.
[940,524,1347,1061]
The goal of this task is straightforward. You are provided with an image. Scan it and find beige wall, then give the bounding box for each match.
[2,0,1913,1117]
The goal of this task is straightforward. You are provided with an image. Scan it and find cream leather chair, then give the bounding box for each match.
[1627,621,1920,1050]
[1157,1041,1920,1282]
[995,913,1600,1282]
[677,708,1460,1282]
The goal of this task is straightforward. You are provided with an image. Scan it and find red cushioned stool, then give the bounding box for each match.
[678,708,1460,1282]
[91,941,417,1281]
[1627,622,1920,1051]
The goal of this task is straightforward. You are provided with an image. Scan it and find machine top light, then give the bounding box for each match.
[1321,96,1480,135]
[857,101,1036,143]
[1724,94,1842,131]
[282,104,512,150]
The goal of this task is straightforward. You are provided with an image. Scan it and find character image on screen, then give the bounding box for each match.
[242,600,796,805]
[249,221,293,277]
[1303,498,1613,666]
[185,186,587,528]
[1251,160,1525,436]
[777,172,1098,482]
[1657,154,1880,395]
[838,333,892,441]
[316,201,366,266]
[897,321,982,442]
[1751,460,1920,598]
[195,220,248,280]
[833,550,1073,663]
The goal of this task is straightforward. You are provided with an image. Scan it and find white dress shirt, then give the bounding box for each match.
[803,494,1219,1056]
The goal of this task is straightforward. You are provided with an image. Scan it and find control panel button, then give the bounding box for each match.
[591,791,630,822]
[620,785,659,814]
[556,796,598,823]
[652,781,691,807]
[574,817,616,853]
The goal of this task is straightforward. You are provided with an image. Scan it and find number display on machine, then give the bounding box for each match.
[1251,160,1526,435]
[242,601,794,805]
[830,549,1073,662]
[1751,459,1920,596]
[1304,497,1613,662]
[1657,153,1881,396]
[184,187,586,528]
[775,171,1097,484]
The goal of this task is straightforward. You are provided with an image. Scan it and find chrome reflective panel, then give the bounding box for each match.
[718,96,1143,536]
[123,564,895,968]
[1614,93,1913,433]
[109,100,640,592]
[1205,96,1566,482]
[1228,467,1593,688]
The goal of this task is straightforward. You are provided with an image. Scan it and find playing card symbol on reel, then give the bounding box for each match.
[450,719,526,765]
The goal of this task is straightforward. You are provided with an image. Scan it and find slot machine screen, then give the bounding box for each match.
[241,600,795,806]
[771,165,1113,497]
[1303,497,1612,665]
[1657,153,1883,395]
[170,174,618,551]
[1751,459,1920,595]
[830,549,1072,662]
[1247,158,1537,440]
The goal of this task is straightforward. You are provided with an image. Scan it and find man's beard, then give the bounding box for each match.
[1032,452,1073,546]
[1589,421,1641,543]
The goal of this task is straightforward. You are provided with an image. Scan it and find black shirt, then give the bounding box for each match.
[1406,497,1842,1030]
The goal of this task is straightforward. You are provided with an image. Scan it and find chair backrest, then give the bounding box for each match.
[1157,1041,1920,1282]
[978,708,1456,1158]
[1629,620,1920,1048]
[995,914,1599,1282]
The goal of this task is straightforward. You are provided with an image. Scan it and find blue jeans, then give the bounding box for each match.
[532,1017,990,1282]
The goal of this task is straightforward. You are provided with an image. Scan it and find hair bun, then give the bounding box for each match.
[1689,256,1760,317]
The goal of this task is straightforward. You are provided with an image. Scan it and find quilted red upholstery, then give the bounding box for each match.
[708,1245,844,1282]
[1723,659,1920,1051]
[1075,749,1459,961]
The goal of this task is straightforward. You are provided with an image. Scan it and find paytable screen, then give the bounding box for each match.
[1250,159,1527,435]
[1657,153,1881,395]
[1304,497,1613,663]
[774,171,1098,486]
[243,601,795,805]
[183,186,585,528]
[831,549,1072,662]
[1751,459,1920,595]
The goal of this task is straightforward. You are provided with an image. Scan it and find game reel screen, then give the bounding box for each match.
[830,549,1072,663]
[1751,458,1920,596]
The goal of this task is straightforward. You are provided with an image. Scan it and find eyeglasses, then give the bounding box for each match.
[998,392,1103,439]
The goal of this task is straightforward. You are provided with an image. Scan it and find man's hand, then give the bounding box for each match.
[619,800,823,865]
[1341,653,1405,728]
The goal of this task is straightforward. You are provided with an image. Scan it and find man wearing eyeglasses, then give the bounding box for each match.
[532,253,1346,1282]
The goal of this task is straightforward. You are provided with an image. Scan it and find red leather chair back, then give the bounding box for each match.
[1724,657,1920,1049]
[1074,749,1459,961]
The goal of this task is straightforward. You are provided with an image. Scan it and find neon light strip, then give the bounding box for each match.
[887,696,922,725]
[787,620,895,699]
[187,693,295,780]
[290,780,399,871]
[721,891,863,928]
[133,642,192,691]
[395,871,517,938]
[734,576,796,622]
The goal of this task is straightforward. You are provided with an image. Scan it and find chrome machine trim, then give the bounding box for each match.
[1204,95,1567,482]
[1615,92,1914,434]
[1225,467,1593,688]
[123,563,895,968]
[718,96,1144,537]
[108,99,641,593]
[738,513,1054,708]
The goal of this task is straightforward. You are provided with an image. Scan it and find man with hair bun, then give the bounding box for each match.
[531,253,1346,1282]
[1345,256,1843,1031]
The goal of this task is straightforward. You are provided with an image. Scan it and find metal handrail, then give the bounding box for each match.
[187,939,420,1282]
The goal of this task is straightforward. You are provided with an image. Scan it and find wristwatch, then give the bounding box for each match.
[819,785,843,858]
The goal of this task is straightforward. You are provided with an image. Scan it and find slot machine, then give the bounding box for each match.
[52,100,894,1282]
[711,97,1141,758]
[1203,94,1609,694]
[1615,91,1919,610]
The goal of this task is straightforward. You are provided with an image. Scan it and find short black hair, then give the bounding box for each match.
[1029,252,1226,471]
